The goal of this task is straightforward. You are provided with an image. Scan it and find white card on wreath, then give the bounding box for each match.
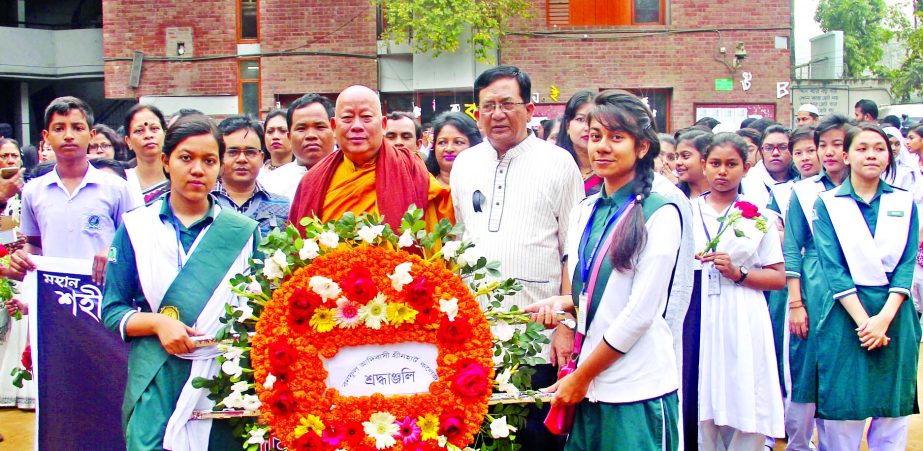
[323,343,439,397]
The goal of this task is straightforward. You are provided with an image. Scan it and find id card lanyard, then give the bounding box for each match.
[698,194,738,295]
[574,195,635,345]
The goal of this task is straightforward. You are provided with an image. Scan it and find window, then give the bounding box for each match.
[548,0,665,26]
[238,0,258,41]
[602,88,672,133]
[239,59,261,116]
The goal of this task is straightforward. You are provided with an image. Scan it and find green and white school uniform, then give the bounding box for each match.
[102,196,259,451]
[565,182,681,451]
[766,180,796,392]
[694,194,785,440]
[813,179,921,420]
[783,173,838,404]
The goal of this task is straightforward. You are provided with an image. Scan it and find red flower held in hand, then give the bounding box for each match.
[340,267,378,303]
[437,315,473,345]
[21,345,31,372]
[735,201,760,219]
[450,362,491,398]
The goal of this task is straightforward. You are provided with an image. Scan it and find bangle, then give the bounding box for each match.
[789,302,804,309]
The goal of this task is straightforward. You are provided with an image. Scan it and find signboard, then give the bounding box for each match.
[792,87,849,117]
[25,256,129,451]
[694,103,776,128]
[715,79,734,91]
[324,343,439,397]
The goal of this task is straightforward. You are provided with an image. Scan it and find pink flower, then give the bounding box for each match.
[393,416,421,444]
[450,362,491,398]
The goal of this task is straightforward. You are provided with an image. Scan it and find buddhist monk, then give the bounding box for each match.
[287,85,453,232]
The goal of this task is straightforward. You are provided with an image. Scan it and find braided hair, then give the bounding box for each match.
[588,90,661,272]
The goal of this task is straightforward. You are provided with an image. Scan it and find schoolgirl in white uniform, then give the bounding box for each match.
[812,123,920,450]
[527,90,682,450]
[694,133,786,451]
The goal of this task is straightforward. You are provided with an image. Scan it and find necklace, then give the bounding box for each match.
[265,161,282,171]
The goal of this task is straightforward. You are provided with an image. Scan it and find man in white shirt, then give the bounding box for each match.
[260,94,335,200]
[450,66,582,451]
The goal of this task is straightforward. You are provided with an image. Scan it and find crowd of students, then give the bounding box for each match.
[0,65,920,451]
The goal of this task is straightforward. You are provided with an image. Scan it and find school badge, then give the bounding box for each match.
[84,214,101,231]
[107,246,117,263]
[159,305,179,320]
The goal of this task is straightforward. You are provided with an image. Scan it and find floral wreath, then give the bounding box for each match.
[195,208,549,451]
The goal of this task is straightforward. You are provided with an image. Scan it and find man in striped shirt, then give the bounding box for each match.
[451,66,582,450]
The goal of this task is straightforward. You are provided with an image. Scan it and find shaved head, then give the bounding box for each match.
[334,85,386,165]
[335,85,382,116]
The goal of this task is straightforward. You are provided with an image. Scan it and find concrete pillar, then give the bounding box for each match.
[19,82,30,147]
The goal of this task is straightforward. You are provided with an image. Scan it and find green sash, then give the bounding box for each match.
[121,210,257,426]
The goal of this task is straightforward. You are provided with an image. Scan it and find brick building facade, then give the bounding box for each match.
[102,0,792,131]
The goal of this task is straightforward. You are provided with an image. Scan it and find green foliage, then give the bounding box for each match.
[887,8,923,101]
[373,0,532,63]
[815,0,893,77]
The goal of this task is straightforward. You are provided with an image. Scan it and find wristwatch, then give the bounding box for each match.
[735,266,749,285]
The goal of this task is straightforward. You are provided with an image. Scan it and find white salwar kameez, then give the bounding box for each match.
[693,195,785,446]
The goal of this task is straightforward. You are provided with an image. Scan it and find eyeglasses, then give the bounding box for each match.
[479,101,526,113]
[88,143,113,151]
[226,148,263,159]
[762,143,790,153]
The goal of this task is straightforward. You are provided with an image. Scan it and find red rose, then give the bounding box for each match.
[269,385,296,414]
[0,244,8,258]
[415,305,440,325]
[21,345,31,372]
[437,315,473,345]
[450,362,491,398]
[406,276,434,308]
[340,267,378,303]
[289,288,322,325]
[438,410,465,441]
[291,429,323,449]
[735,201,760,219]
[268,342,296,371]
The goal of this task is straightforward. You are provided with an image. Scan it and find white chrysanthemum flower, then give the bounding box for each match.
[221,358,243,378]
[442,241,462,260]
[299,239,320,260]
[388,262,413,291]
[245,428,267,446]
[398,229,414,248]
[439,297,459,322]
[492,322,515,342]
[356,224,385,244]
[309,276,342,302]
[318,231,340,248]
[456,247,482,268]
[489,416,517,439]
[263,373,277,389]
[222,390,244,409]
[242,394,262,411]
